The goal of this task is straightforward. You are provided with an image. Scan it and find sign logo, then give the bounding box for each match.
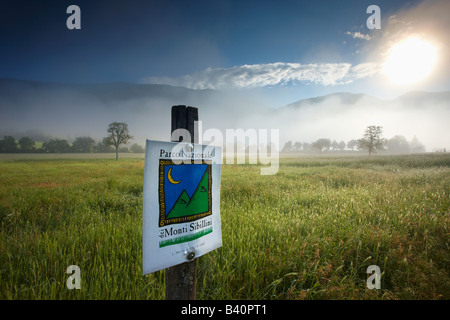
[158,160,212,227]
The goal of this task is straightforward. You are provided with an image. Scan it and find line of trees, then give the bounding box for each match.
[1,123,428,156]
[282,126,426,155]
[0,122,144,156]
[0,135,145,154]
[282,139,351,153]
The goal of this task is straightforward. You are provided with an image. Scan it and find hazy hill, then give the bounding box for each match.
[285,92,380,109]
[0,78,266,143]
[275,90,449,151]
[393,90,450,109]
[0,78,448,150]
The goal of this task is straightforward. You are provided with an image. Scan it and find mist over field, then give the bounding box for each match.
[0,78,448,152]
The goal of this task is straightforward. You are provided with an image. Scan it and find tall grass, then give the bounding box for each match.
[0,154,449,299]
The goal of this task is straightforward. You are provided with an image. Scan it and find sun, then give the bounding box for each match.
[382,37,437,85]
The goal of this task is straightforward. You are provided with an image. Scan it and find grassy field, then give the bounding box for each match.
[0,153,449,299]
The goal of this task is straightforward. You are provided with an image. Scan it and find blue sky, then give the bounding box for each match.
[1,0,449,105]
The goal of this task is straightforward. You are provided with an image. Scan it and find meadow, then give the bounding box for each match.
[0,153,449,299]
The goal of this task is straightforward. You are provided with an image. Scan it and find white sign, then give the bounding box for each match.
[143,140,222,275]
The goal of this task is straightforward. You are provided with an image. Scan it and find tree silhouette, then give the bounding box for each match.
[18,137,36,153]
[42,139,70,153]
[347,139,357,151]
[0,136,18,153]
[71,137,95,153]
[357,125,384,156]
[103,122,133,160]
[313,138,331,153]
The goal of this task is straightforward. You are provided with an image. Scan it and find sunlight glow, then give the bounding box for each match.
[383,37,437,85]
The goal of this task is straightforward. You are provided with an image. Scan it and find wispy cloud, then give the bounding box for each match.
[143,62,380,90]
[345,31,372,40]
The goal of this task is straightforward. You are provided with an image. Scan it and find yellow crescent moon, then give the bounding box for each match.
[167,167,181,184]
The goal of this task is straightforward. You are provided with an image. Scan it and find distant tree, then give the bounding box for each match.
[103,122,133,160]
[302,142,312,152]
[18,137,36,153]
[347,139,358,151]
[0,136,18,153]
[42,139,71,153]
[119,146,129,153]
[313,138,331,153]
[282,141,292,153]
[338,140,346,151]
[331,140,339,151]
[94,141,115,153]
[292,142,302,152]
[71,136,95,153]
[409,136,426,153]
[357,125,384,156]
[130,143,145,153]
[386,135,409,154]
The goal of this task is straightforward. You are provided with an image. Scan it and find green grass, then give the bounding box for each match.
[0,154,449,299]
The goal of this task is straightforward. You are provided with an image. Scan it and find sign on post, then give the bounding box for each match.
[143,140,222,275]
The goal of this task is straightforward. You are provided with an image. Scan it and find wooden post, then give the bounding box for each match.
[165,105,198,300]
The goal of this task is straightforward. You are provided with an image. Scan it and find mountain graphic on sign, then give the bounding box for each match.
[166,168,209,219]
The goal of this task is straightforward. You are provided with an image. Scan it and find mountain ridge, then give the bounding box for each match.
[0,78,448,150]
[2,77,448,110]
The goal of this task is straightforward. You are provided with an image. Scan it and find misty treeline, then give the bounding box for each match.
[281,135,426,154]
[0,135,145,154]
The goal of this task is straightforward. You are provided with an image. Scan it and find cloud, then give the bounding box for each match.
[143,62,380,90]
[345,31,372,41]
[348,63,382,80]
